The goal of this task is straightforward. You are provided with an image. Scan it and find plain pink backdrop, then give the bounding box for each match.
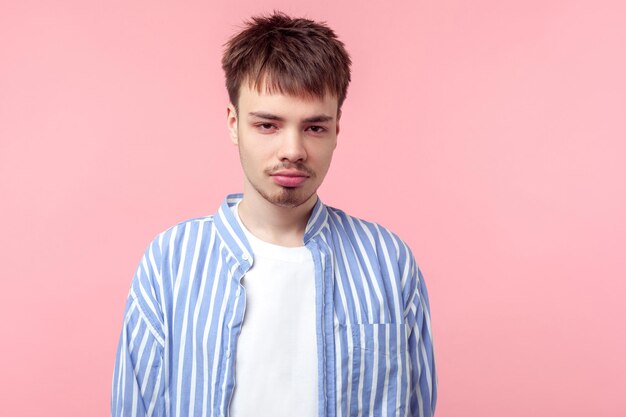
[1,1,625,416]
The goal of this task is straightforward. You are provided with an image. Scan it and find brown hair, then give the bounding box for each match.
[222,11,352,112]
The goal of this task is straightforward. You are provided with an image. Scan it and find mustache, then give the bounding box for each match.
[266,162,316,177]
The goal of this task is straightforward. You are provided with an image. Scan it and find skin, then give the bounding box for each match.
[226,83,341,247]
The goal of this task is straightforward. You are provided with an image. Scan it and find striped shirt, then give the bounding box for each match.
[111,193,437,417]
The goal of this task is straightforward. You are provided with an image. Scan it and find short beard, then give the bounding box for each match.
[254,183,316,208]
[237,136,318,207]
[250,158,318,208]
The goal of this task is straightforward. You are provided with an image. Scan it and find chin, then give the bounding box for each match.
[262,187,316,209]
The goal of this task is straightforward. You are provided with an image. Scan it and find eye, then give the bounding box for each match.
[306,125,327,134]
[255,123,277,132]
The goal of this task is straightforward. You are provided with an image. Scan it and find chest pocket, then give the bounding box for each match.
[335,323,411,417]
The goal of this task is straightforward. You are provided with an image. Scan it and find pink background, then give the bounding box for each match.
[1,1,625,416]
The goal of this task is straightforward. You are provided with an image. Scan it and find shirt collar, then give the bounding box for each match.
[213,193,329,265]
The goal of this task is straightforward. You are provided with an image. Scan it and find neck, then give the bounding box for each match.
[237,186,317,247]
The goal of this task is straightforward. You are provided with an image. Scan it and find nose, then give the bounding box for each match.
[277,129,307,162]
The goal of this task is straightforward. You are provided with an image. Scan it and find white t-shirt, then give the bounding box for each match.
[229,202,318,417]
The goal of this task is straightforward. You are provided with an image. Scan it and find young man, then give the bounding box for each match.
[112,12,437,417]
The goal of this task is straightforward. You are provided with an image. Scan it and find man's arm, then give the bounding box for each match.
[112,240,165,417]
[404,252,437,417]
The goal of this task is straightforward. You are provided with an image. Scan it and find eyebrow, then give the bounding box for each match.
[248,112,334,123]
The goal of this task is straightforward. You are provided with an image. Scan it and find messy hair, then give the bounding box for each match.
[222,11,352,111]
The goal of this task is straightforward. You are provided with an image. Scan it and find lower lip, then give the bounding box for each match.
[272,175,308,187]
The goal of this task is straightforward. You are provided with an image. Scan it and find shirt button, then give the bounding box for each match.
[226,350,231,358]
[242,253,249,261]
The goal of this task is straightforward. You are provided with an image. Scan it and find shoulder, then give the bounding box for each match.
[326,207,431,310]
[324,205,427,313]
[324,205,418,269]
[143,214,217,256]
[129,214,218,304]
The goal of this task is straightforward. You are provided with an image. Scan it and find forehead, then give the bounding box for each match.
[238,82,338,117]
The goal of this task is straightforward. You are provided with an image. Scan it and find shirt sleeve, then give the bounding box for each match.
[112,239,166,417]
[404,255,438,417]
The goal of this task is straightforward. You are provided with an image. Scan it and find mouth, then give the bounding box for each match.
[270,170,310,187]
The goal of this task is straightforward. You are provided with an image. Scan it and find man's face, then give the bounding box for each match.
[227,83,340,208]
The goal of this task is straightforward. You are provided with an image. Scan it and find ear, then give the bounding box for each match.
[226,103,239,145]
[336,109,342,136]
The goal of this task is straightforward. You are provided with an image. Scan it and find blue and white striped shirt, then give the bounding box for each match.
[112,193,437,417]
